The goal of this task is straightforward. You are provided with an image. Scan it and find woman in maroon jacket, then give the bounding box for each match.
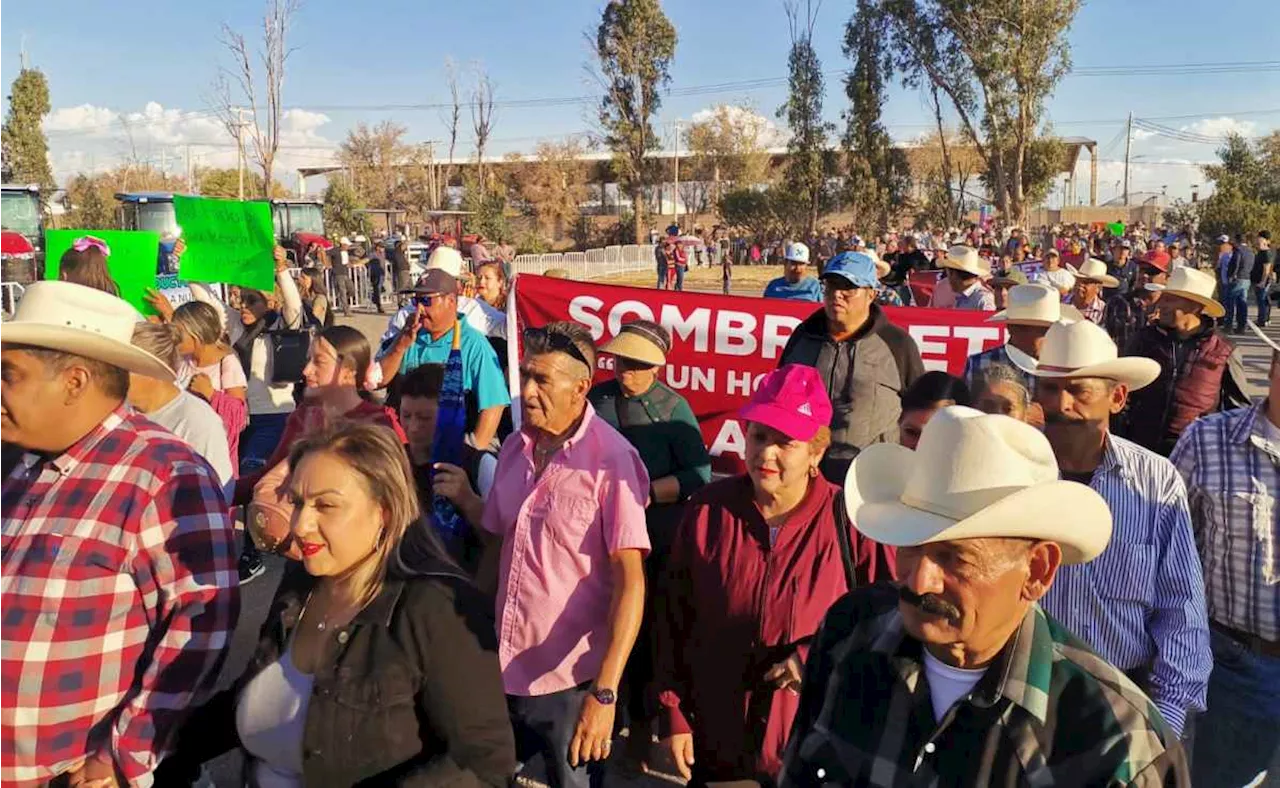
[652,364,893,786]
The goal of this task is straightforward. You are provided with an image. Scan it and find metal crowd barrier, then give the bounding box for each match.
[509,244,655,281]
[1,281,25,316]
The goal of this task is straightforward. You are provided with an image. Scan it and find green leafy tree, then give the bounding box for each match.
[684,104,776,209]
[461,172,510,242]
[1197,131,1280,244]
[2,68,56,195]
[843,0,910,233]
[196,166,268,199]
[322,177,368,237]
[591,0,678,243]
[870,0,1080,222]
[62,174,115,228]
[779,0,835,237]
[718,186,807,240]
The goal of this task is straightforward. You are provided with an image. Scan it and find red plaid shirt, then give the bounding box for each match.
[1,408,238,787]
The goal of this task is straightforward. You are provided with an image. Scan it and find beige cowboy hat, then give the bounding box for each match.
[1155,266,1225,319]
[1,281,175,381]
[1005,319,1160,390]
[600,320,670,368]
[942,245,989,278]
[426,245,465,277]
[843,406,1112,564]
[987,284,1085,327]
[1065,257,1119,288]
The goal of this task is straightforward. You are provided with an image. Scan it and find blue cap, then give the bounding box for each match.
[821,251,879,288]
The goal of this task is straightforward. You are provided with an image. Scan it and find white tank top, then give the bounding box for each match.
[235,647,314,788]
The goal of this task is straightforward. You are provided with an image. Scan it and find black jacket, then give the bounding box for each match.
[160,558,516,787]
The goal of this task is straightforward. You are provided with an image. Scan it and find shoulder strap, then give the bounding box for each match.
[832,490,857,592]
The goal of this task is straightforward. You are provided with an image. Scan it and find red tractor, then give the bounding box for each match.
[267,198,331,264]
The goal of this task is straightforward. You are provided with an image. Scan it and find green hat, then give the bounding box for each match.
[992,268,1029,286]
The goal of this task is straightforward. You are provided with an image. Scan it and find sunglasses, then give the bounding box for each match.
[416,293,450,308]
[524,326,592,369]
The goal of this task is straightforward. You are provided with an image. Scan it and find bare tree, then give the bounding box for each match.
[440,57,462,203]
[471,65,497,186]
[214,0,299,197]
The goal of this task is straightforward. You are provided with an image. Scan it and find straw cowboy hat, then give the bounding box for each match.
[1066,257,1119,288]
[1,281,175,381]
[1153,266,1225,319]
[942,245,989,278]
[843,406,1112,564]
[1006,319,1160,390]
[987,284,1085,326]
[601,320,670,368]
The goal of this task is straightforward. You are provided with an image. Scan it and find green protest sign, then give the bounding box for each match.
[174,195,276,291]
[1107,221,1126,237]
[44,229,161,315]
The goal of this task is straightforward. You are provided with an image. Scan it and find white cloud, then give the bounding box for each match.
[42,102,339,187]
[1182,116,1257,139]
[1131,127,1157,141]
[687,104,789,147]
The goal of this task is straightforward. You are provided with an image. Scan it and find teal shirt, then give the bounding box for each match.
[399,318,511,411]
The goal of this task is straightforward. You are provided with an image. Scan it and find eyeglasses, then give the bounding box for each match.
[416,293,450,308]
[524,326,592,369]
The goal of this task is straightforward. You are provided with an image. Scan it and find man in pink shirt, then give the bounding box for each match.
[481,320,650,788]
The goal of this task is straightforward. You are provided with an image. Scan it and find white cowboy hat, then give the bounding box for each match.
[987,284,1085,326]
[426,245,464,278]
[942,245,989,278]
[1065,258,1120,288]
[1156,266,1225,319]
[1006,319,1160,390]
[1,281,175,381]
[843,406,1112,565]
[864,248,890,278]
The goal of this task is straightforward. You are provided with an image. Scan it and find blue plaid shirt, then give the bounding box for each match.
[1171,402,1279,642]
[1040,434,1211,735]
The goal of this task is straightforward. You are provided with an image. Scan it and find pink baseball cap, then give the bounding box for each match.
[738,364,833,442]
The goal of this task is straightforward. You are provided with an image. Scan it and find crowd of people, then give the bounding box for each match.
[0,218,1276,788]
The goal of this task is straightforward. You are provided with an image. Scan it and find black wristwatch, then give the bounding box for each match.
[591,686,617,706]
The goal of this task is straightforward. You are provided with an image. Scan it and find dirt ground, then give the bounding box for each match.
[594,263,788,296]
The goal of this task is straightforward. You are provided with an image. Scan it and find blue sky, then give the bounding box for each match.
[3,0,1277,202]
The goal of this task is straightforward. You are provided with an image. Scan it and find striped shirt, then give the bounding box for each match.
[1170,401,1279,642]
[1041,434,1211,735]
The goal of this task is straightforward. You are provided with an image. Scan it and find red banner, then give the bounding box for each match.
[513,275,1005,472]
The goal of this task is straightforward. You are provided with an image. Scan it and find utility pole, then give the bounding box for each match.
[672,120,681,228]
[185,145,193,193]
[235,107,248,201]
[1122,111,1133,207]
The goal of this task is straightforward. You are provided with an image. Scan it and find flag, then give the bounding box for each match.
[430,320,468,546]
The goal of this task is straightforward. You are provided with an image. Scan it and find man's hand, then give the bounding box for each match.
[396,304,426,350]
[660,733,695,781]
[188,373,215,401]
[568,693,615,767]
[431,463,477,506]
[66,751,119,788]
[764,652,804,694]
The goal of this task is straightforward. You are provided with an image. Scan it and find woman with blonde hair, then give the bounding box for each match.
[161,422,517,787]
[169,300,249,469]
[128,322,235,489]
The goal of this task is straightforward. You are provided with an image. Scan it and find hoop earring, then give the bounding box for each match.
[809,466,819,478]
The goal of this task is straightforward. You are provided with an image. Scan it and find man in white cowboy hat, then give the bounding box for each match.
[763,241,823,302]
[0,281,238,787]
[1171,322,1280,786]
[940,244,995,311]
[1065,257,1116,325]
[378,244,507,351]
[780,407,1188,786]
[963,283,1083,390]
[1119,265,1250,456]
[1010,319,1210,737]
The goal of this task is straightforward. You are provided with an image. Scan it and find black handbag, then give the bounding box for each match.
[267,327,313,384]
